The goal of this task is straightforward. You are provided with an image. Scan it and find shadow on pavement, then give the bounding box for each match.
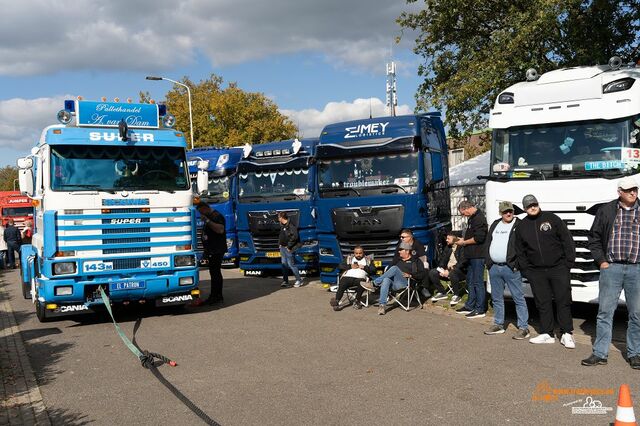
[47,407,92,425]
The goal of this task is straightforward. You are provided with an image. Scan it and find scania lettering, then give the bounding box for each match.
[236,139,319,276]
[188,147,243,267]
[486,57,640,304]
[316,114,451,284]
[16,99,206,321]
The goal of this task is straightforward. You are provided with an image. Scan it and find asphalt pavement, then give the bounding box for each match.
[1,267,638,425]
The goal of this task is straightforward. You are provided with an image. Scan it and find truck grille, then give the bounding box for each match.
[338,238,399,265]
[253,235,280,252]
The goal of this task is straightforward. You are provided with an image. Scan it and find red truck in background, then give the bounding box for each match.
[0,191,34,230]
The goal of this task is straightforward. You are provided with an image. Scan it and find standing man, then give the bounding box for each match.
[278,211,303,288]
[3,219,21,269]
[582,177,640,369]
[455,200,488,318]
[197,202,226,305]
[0,222,7,269]
[484,201,530,339]
[515,194,576,347]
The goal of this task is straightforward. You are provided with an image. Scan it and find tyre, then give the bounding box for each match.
[35,299,50,323]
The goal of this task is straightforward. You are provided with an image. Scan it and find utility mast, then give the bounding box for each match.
[385,61,397,117]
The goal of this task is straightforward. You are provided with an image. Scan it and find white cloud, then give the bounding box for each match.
[281,97,413,137]
[0,0,418,76]
[0,96,71,150]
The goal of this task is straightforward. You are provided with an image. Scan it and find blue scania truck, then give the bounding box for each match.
[315,114,451,284]
[236,139,319,277]
[188,147,243,267]
[16,99,204,321]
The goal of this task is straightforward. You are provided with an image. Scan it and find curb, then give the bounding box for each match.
[0,278,51,425]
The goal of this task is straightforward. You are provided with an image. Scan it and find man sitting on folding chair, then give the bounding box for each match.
[330,245,377,311]
[425,231,468,306]
[361,242,425,315]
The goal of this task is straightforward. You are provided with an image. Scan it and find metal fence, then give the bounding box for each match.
[450,184,485,231]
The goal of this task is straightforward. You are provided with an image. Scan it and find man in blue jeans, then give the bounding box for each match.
[582,177,640,369]
[361,242,425,315]
[484,201,530,339]
[278,211,303,288]
[455,200,488,318]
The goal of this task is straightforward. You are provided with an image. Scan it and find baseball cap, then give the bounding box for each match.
[499,201,514,213]
[522,194,539,209]
[399,242,413,250]
[618,177,639,190]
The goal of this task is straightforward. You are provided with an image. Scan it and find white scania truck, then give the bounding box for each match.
[487,57,640,303]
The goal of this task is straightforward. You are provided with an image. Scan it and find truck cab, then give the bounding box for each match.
[236,139,318,277]
[0,191,34,230]
[188,147,242,267]
[315,114,451,284]
[16,99,203,321]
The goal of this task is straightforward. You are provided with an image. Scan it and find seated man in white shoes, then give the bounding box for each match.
[330,246,376,311]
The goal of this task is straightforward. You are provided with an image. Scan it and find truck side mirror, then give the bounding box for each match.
[16,157,34,196]
[196,160,209,195]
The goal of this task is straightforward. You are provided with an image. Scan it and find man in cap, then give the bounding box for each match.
[484,201,530,339]
[515,194,575,346]
[361,242,425,315]
[582,177,640,369]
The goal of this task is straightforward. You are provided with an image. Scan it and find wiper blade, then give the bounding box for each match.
[283,193,303,201]
[321,187,361,196]
[241,195,265,202]
[369,184,408,194]
[56,184,100,189]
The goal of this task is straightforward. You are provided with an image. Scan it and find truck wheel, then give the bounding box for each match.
[35,300,50,323]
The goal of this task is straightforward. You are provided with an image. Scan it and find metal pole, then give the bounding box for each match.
[145,76,195,150]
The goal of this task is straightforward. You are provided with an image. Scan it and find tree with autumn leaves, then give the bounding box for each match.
[141,74,297,148]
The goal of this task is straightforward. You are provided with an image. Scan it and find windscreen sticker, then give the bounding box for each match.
[622,148,640,162]
[585,160,625,170]
[293,188,306,195]
[561,164,573,171]
[393,177,410,186]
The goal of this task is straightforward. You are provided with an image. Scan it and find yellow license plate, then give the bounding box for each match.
[266,251,280,258]
[374,260,382,267]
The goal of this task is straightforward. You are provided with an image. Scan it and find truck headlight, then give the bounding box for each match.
[54,286,73,296]
[53,262,77,275]
[239,241,248,249]
[320,248,333,256]
[226,238,234,249]
[179,277,194,286]
[175,255,195,267]
[302,240,318,247]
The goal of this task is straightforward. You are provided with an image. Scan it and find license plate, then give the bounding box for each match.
[374,260,382,267]
[109,281,145,291]
[266,251,280,258]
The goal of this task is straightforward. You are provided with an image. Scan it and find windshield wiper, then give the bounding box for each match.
[283,193,304,201]
[370,184,408,194]
[241,195,266,203]
[321,187,361,197]
[56,184,101,190]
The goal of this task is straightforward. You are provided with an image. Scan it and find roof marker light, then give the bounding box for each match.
[526,68,539,81]
[114,97,120,102]
[609,56,622,70]
[101,97,107,102]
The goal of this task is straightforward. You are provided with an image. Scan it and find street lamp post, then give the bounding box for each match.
[145,76,194,150]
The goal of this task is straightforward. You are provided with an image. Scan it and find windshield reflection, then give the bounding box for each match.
[491,116,640,177]
[238,168,310,202]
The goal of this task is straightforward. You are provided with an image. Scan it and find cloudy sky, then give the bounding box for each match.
[0,0,423,166]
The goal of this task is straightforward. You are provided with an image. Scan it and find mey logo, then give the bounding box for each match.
[110,218,142,224]
[344,122,389,139]
[352,218,381,226]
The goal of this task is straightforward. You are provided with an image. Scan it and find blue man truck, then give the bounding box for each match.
[315,114,451,284]
[16,99,205,321]
[236,139,319,277]
[188,147,243,267]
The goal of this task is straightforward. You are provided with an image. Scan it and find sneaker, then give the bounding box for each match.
[352,300,362,310]
[465,310,486,319]
[629,355,640,370]
[378,305,386,315]
[455,306,473,314]
[512,328,531,340]
[581,354,607,366]
[450,295,462,306]
[329,298,339,311]
[293,280,303,288]
[484,324,505,335]
[560,333,575,349]
[529,333,556,344]
[280,281,289,288]
[420,288,432,299]
[360,281,376,292]
[430,292,447,302]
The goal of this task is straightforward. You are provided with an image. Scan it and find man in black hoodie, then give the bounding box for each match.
[515,194,575,347]
[278,211,303,288]
[3,219,21,269]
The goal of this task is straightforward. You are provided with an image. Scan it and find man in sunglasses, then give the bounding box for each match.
[484,201,529,339]
[582,177,640,369]
[515,194,575,347]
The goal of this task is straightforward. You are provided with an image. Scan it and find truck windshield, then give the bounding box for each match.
[202,175,231,203]
[492,115,640,178]
[238,168,310,202]
[318,152,419,197]
[2,207,33,216]
[50,145,190,192]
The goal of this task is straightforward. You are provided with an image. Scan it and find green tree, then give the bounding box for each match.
[0,166,18,191]
[398,0,640,138]
[141,74,298,147]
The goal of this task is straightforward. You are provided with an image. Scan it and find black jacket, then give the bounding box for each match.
[437,244,467,272]
[588,199,638,267]
[395,257,426,281]
[485,217,521,271]
[463,209,488,259]
[3,225,21,245]
[515,210,575,271]
[278,220,301,251]
[201,210,227,255]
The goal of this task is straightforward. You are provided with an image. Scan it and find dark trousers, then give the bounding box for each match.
[207,253,224,301]
[336,276,366,303]
[527,264,573,335]
[6,242,20,268]
[425,268,466,295]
